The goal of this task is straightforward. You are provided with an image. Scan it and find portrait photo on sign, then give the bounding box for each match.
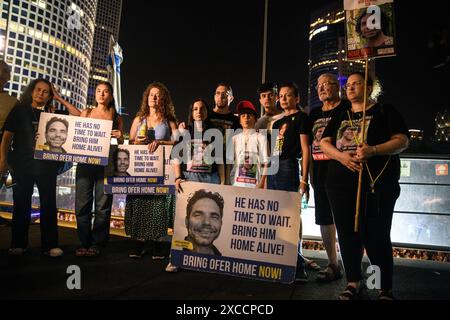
[107,145,164,178]
[345,0,396,59]
[41,116,69,153]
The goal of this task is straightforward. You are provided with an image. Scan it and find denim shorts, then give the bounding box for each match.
[184,171,221,184]
[267,159,300,192]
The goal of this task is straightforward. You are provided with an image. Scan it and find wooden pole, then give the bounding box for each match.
[354,57,370,232]
[261,0,269,117]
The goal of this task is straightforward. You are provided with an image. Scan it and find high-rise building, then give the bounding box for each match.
[308,3,374,110]
[0,0,97,110]
[87,0,122,109]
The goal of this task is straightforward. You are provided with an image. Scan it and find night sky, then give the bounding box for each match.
[118,0,449,139]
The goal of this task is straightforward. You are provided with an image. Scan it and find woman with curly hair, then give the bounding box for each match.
[126,82,178,259]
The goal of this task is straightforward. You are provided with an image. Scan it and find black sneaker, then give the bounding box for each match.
[129,241,146,259]
[152,241,166,260]
[379,290,395,300]
[295,266,308,283]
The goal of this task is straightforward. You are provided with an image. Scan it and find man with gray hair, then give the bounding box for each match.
[308,73,350,282]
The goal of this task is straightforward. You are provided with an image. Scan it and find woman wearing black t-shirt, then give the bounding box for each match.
[320,73,409,300]
[0,79,63,257]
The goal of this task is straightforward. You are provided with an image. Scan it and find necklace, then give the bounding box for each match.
[346,110,390,193]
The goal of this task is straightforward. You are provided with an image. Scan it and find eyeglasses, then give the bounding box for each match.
[315,81,338,91]
[344,80,364,90]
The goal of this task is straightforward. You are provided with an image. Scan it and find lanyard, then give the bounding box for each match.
[347,110,391,193]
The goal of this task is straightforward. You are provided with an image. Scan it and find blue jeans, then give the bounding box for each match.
[75,164,113,249]
[267,159,300,192]
[184,171,220,184]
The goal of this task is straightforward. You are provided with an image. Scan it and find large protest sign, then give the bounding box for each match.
[104,145,175,195]
[345,0,396,60]
[170,182,301,284]
[34,113,113,166]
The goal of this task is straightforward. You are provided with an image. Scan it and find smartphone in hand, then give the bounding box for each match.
[147,129,155,142]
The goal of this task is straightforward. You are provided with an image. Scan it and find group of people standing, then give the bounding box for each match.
[0,58,410,300]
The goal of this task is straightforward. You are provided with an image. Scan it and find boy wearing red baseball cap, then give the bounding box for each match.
[228,101,269,188]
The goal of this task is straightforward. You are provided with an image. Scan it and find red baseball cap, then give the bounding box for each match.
[237,100,258,118]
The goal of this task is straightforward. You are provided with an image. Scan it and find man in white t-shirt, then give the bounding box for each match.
[255,82,284,132]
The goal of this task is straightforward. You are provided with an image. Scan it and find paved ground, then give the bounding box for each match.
[0,224,449,301]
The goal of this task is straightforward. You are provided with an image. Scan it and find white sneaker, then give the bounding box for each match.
[165,262,178,273]
[8,248,26,256]
[45,248,64,257]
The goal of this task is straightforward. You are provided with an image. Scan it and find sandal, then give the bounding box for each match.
[75,248,88,257]
[85,246,101,257]
[317,264,343,282]
[379,290,395,300]
[305,258,321,271]
[338,285,359,300]
[165,262,178,273]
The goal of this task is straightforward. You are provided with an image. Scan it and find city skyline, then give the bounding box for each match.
[0,1,448,140]
[0,0,97,110]
[87,0,122,108]
[119,0,449,140]
[307,2,376,110]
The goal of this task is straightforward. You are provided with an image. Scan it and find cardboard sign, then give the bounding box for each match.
[345,0,396,60]
[170,182,301,284]
[104,145,175,195]
[34,113,113,166]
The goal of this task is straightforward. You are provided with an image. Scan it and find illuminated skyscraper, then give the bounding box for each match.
[0,0,97,110]
[87,0,122,109]
[308,3,373,110]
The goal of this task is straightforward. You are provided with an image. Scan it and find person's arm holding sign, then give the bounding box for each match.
[173,161,185,193]
[52,85,81,116]
[111,116,124,144]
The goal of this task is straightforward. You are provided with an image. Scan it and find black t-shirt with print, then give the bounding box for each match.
[209,111,240,132]
[4,104,61,174]
[309,100,350,188]
[322,103,410,189]
[209,111,240,165]
[272,110,310,161]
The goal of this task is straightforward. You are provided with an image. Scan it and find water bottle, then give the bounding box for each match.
[138,120,147,139]
[1,171,15,189]
[301,194,308,210]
